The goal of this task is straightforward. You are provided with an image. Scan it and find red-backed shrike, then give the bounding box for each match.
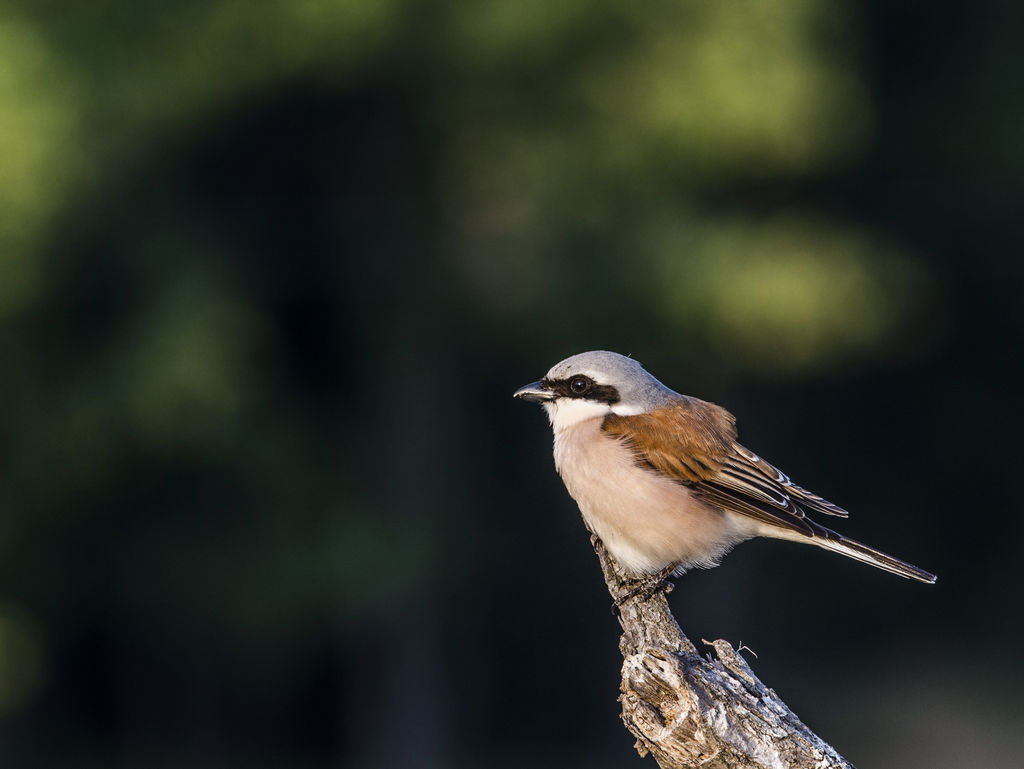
[514,350,936,584]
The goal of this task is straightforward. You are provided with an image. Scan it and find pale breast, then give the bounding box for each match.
[552,417,753,575]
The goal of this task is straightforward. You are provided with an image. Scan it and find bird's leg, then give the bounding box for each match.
[590,533,677,609]
[613,563,677,607]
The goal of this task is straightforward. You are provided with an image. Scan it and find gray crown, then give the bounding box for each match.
[546,350,678,411]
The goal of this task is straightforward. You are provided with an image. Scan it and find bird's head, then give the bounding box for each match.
[513,350,678,429]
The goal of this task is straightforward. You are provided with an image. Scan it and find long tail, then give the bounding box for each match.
[811,526,937,584]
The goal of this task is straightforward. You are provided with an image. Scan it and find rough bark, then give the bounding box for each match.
[592,536,855,769]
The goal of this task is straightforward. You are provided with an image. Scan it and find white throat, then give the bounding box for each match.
[543,398,646,430]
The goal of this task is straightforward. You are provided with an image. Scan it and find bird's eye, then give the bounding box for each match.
[570,376,592,395]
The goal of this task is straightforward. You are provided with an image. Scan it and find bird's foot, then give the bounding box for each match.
[613,565,677,609]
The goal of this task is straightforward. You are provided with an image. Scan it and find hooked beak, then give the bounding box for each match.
[513,379,556,403]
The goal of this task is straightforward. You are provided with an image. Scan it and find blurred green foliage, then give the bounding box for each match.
[0,1,1020,767]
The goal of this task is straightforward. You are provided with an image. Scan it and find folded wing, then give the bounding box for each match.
[601,399,936,583]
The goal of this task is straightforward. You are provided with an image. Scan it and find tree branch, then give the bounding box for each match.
[592,536,855,769]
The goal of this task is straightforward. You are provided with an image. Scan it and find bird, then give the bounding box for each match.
[513,350,936,585]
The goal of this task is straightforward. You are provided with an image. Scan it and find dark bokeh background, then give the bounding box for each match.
[0,2,1021,767]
